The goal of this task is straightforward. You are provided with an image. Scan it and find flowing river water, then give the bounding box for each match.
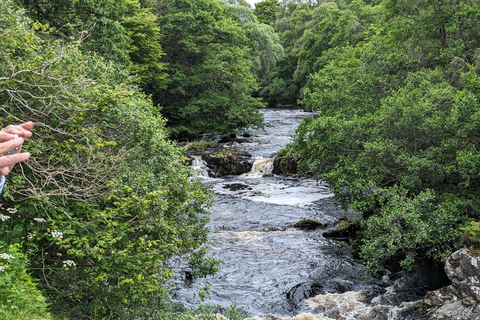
[173,109,440,320]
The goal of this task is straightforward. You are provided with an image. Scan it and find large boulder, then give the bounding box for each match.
[201,149,254,176]
[424,248,480,319]
[272,156,299,175]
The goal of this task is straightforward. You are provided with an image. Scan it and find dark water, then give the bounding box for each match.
[174,109,428,319]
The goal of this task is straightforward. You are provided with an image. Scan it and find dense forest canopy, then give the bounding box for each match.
[2,0,480,318]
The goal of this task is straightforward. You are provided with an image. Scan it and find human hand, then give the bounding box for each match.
[0,122,33,176]
[1,121,33,138]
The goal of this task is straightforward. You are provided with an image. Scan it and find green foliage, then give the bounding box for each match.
[286,32,480,274]
[18,0,131,62]
[122,0,169,93]
[260,0,380,106]
[0,244,51,320]
[253,0,280,25]
[186,140,218,151]
[226,2,284,81]
[0,1,216,318]
[360,188,464,276]
[461,221,480,248]
[225,301,247,320]
[155,0,265,137]
[294,2,370,89]
[260,3,314,106]
[19,0,169,90]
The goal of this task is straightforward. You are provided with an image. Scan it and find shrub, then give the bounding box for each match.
[461,221,480,248]
[0,1,217,318]
[0,243,51,320]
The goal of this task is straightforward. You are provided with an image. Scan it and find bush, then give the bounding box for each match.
[0,243,51,320]
[461,221,480,248]
[287,66,480,275]
[0,1,217,318]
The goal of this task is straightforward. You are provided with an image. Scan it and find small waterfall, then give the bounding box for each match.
[176,109,425,319]
[191,155,205,167]
[244,156,274,177]
[190,155,209,178]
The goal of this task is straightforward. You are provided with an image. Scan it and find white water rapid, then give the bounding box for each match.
[174,109,437,320]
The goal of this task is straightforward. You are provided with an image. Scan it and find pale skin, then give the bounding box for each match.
[0,121,33,176]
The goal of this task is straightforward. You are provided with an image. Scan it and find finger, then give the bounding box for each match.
[2,123,33,138]
[0,138,24,155]
[6,145,23,171]
[0,152,30,175]
[0,131,16,143]
[20,121,34,131]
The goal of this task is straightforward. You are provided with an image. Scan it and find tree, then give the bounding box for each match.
[283,0,480,274]
[122,0,169,94]
[18,0,131,62]
[253,0,280,25]
[155,0,264,138]
[260,2,314,106]
[0,1,216,317]
[294,3,368,90]
[226,1,284,81]
[18,0,169,92]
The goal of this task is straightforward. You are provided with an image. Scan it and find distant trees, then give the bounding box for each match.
[154,0,265,138]
[253,0,280,24]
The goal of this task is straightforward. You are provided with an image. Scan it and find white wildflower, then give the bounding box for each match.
[11,305,17,309]
[52,230,63,238]
[0,214,10,222]
[63,260,76,268]
[0,266,5,272]
[0,253,15,260]
[33,217,46,223]
[28,232,36,239]
[6,208,17,214]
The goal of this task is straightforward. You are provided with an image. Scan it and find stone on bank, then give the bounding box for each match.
[424,248,480,319]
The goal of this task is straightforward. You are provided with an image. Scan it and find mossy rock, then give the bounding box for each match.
[201,149,254,176]
[323,219,362,239]
[184,140,218,152]
[294,218,327,230]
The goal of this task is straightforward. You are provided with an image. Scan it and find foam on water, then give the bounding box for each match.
[212,177,333,207]
[179,109,426,319]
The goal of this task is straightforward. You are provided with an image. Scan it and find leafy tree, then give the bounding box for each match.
[260,2,313,106]
[281,0,480,276]
[0,1,216,318]
[18,0,169,92]
[17,0,131,62]
[260,1,379,107]
[226,1,284,81]
[253,0,280,25]
[122,0,169,94]
[294,3,370,91]
[155,0,264,138]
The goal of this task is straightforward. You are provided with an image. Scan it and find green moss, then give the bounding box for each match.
[186,140,218,151]
[294,218,326,230]
[461,221,480,249]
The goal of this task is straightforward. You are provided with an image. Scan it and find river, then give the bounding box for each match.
[173,109,435,319]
